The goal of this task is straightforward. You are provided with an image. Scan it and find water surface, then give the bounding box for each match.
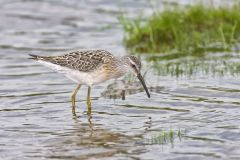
[0,0,240,160]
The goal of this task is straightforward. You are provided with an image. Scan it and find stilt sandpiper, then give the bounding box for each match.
[29,49,150,115]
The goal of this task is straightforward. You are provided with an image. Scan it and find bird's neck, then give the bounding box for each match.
[112,56,129,75]
[120,56,131,66]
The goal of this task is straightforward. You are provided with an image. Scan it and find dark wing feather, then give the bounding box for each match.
[30,50,114,72]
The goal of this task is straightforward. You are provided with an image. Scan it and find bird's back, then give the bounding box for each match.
[30,49,114,72]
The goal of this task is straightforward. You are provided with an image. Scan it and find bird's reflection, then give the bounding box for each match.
[46,114,136,159]
[101,79,163,100]
[87,114,94,137]
[72,110,94,137]
[45,106,154,159]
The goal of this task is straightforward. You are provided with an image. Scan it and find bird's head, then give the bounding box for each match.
[123,55,150,98]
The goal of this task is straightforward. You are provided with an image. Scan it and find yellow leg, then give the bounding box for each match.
[71,84,81,115]
[87,86,92,114]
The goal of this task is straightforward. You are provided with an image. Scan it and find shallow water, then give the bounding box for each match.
[1,0,240,160]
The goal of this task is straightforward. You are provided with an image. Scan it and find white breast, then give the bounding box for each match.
[65,69,110,86]
[36,60,118,86]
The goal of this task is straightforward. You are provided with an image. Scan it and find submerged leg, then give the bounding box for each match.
[87,86,92,114]
[71,84,81,115]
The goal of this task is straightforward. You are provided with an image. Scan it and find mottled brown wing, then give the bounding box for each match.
[38,50,114,72]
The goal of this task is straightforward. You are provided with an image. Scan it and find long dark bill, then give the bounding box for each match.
[137,73,150,98]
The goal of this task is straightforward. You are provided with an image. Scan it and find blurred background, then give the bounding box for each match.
[0,0,240,160]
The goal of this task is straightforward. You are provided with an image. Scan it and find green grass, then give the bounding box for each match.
[149,52,240,77]
[119,5,240,54]
[144,129,186,146]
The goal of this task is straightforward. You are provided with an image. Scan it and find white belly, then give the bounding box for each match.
[65,69,111,86]
[37,60,116,86]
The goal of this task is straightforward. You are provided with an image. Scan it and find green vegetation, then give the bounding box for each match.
[119,5,240,76]
[120,5,240,54]
[149,52,240,77]
[144,129,185,146]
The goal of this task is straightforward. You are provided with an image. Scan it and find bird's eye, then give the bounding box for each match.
[131,64,136,68]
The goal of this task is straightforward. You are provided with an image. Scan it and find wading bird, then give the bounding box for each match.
[29,50,150,115]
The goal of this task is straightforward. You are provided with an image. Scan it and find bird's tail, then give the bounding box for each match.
[28,54,46,60]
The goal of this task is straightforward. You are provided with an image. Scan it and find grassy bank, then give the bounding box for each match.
[120,5,240,54]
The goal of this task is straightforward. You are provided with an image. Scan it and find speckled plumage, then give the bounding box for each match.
[29,49,150,114]
[30,49,114,72]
